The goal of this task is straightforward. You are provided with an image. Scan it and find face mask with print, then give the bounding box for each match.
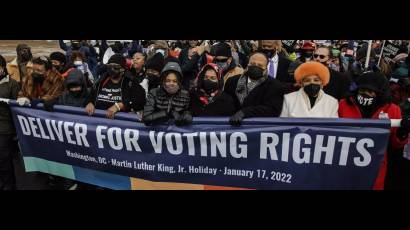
[356,93,375,106]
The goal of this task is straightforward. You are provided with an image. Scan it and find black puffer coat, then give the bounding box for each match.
[143,87,190,124]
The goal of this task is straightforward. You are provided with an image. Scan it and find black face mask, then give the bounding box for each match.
[20,52,31,62]
[246,66,265,80]
[69,90,83,98]
[32,73,45,84]
[53,65,64,73]
[260,49,275,59]
[303,52,313,59]
[108,67,123,79]
[202,79,219,94]
[147,74,160,88]
[303,84,321,97]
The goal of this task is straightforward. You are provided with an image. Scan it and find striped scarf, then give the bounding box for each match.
[235,74,267,105]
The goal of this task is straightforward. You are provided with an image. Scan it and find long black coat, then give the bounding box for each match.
[190,90,236,117]
[224,75,284,117]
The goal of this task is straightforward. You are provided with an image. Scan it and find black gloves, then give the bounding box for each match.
[181,112,192,125]
[172,111,192,126]
[43,100,56,112]
[397,118,410,140]
[0,100,8,107]
[229,110,245,126]
[31,99,44,108]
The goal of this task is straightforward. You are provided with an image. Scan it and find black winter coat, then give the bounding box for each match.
[224,75,284,117]
[143,87,191,124]
[87,71,146,112]
[190,90,236,117]
[323,68,352,100]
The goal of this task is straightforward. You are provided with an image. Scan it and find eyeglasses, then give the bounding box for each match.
[313,54,327,59]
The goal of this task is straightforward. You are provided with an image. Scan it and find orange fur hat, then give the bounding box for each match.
[294,61,330,86]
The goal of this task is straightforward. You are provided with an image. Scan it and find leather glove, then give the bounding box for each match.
[397,118,410,140]
[31,99,44,108]
[178,112,192,126]
[43,100,56,112]
[229,110,245,126]
[172,111,185,126]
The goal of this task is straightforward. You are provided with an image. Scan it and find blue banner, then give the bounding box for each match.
[10,102,391,190]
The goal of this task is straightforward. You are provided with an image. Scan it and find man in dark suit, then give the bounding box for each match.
[258,40,296,94]
[224,52,284,126]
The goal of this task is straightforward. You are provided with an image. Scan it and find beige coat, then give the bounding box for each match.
[6,57,33,83]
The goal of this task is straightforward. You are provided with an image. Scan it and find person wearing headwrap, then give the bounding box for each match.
[6,44,33,84]
[280,62,338,118]
[190,63,236,116]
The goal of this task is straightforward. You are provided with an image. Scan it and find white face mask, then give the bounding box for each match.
[74,60,83,66]
[155,49,166,56]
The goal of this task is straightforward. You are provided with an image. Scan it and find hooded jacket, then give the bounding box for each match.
[56,69,90,107]
[143,62,190,124]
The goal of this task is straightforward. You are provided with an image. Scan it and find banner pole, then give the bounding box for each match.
[365,40,373,69]
[0,98,10,104]
[391,119,402,128]
[377,40,386,67]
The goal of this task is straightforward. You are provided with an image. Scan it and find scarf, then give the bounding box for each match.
[235,74,267,105]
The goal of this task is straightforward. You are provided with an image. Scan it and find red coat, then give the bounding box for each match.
[339,97,408,190]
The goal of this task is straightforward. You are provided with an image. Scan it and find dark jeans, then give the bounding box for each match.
[0,135,16,190]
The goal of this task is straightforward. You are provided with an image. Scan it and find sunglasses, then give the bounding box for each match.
[313,54,328,59]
